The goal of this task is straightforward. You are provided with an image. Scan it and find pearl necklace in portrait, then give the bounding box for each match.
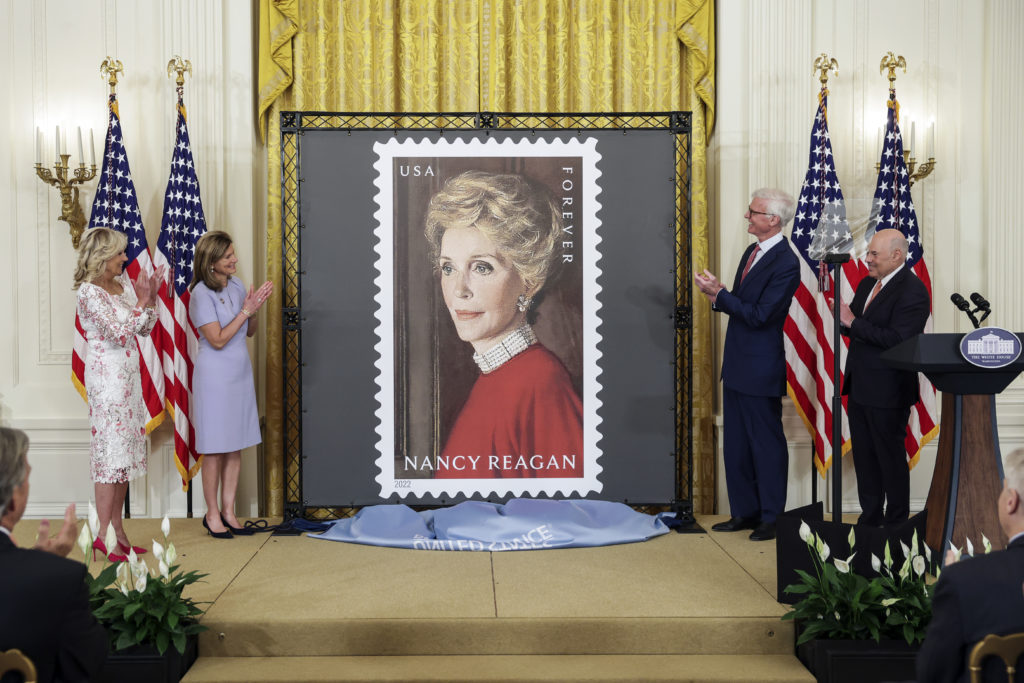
[473,323,538,374]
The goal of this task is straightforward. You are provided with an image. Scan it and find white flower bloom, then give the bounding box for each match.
[834,611,840,621]
[87,502,100,540]
[899,557,910,580]
[900,540,910,560]
[116,562,128,583]
[104,523,117,557]
[983,534,992,554]
[152,539,165,561]
[161,515,171,538]
[77,523,92,559]
[128,549,138,566]
[911,529,920,557]
[834,558,851,573]
[799,521,812,544]
[847,527,856,551]
[136,572,147,593]
[819,541,831,562]
[119,582,129,596]
[871,554,882,573]
[164,542,177,566]
[966,537,975,557]
[950,543,962,563]
[913,555,926,576]
[924,543,932,563]
[884,541,893,568]
[881,597,900,607]
[159,560,169,579]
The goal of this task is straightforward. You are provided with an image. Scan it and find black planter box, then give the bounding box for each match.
[95,633,198,683]
[776,502,928,604]
[797,636,919,683]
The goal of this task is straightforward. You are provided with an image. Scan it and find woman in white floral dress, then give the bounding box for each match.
[73,228,163,561]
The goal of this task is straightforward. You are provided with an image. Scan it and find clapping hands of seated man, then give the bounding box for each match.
[33,503,80,557]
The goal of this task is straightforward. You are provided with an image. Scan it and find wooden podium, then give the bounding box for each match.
[882,333,1024,555]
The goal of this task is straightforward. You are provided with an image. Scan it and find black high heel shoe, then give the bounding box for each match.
[221,514,254,536]
[202,516,233,539]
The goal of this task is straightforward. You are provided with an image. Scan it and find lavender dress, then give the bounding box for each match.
[189,278,261,453]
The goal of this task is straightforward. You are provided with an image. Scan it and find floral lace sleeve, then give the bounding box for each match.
[78,284,157,348]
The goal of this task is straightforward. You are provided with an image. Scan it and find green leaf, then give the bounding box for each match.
[115,630,136,651]
[156,630,170,655]
[172,632,186,654]
[903,623,914,644]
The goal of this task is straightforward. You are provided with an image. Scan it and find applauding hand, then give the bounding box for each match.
[133,266,166,308]
[34,503,78,558]
[241,280,274,317]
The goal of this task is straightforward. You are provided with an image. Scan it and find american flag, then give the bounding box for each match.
[861,91,939,466]
[785,89,853,475]
[72,94,166,432]
[154,91,206,488]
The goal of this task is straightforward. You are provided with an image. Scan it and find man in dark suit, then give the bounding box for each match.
[838,228,929,526]
[0,427,108,683]
[917,447,1024,683]
[695,188,801,541]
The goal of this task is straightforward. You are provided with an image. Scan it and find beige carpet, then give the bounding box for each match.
[14,513,814,682]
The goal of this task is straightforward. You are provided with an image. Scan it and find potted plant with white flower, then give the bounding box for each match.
[781,521,944,683]
[77,505,208,683]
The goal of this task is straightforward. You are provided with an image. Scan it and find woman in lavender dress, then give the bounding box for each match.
[189,231,272,538]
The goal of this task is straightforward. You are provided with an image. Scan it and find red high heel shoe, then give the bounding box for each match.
[92,538,127,562]
[118,541,147,556]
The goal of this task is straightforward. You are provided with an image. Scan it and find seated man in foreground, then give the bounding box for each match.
[0,427,108,683]
[917,447,1024,682]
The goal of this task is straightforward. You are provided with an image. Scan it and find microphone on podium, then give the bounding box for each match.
[951,293,980,329]
[970,292,991,324]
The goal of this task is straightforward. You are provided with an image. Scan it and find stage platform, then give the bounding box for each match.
[13,514,814,682]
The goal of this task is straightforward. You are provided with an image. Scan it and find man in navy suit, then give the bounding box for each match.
[838,228,929,526]
[0,427,108,683]
[917,447,1024,683]
[695,188,801,541]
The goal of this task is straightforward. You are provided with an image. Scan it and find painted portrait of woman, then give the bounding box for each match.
[423,171,583,479]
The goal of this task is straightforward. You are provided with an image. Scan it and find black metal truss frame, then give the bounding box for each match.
[279,111,692,521]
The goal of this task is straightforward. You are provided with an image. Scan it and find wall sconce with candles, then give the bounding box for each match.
[34,123,97,249]
[874,53,937,187]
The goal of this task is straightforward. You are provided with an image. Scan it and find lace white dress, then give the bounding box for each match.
[77,273,157,483]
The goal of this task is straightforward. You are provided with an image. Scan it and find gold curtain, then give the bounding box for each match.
[258,0,716,515]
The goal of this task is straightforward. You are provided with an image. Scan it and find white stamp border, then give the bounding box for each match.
[371,136,604,499]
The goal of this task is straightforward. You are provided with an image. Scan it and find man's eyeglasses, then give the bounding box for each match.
[747,207,776,218]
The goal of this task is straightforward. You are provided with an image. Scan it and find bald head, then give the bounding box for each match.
[866,229,909,280]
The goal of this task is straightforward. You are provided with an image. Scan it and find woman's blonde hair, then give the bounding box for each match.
[189,231,234,292]
[72,227,128,289]
[424,171,562,293]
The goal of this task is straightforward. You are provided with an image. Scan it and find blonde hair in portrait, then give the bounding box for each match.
[72,227,128,290]
[190,230,233,292]
[424,170,563,294]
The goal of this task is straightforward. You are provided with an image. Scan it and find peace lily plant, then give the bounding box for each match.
[782,521,954,645]
[77,503,208,655]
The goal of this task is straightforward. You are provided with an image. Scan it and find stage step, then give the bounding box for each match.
[198,616,794,657]
[182,654,815,682]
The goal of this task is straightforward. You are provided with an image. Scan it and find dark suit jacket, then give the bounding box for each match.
[0,533,108,683]
[714,238,801,397]
[841,266,930,408]
[917,536,1024,683]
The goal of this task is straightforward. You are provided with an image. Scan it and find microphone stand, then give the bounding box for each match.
[822,252,851,523]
